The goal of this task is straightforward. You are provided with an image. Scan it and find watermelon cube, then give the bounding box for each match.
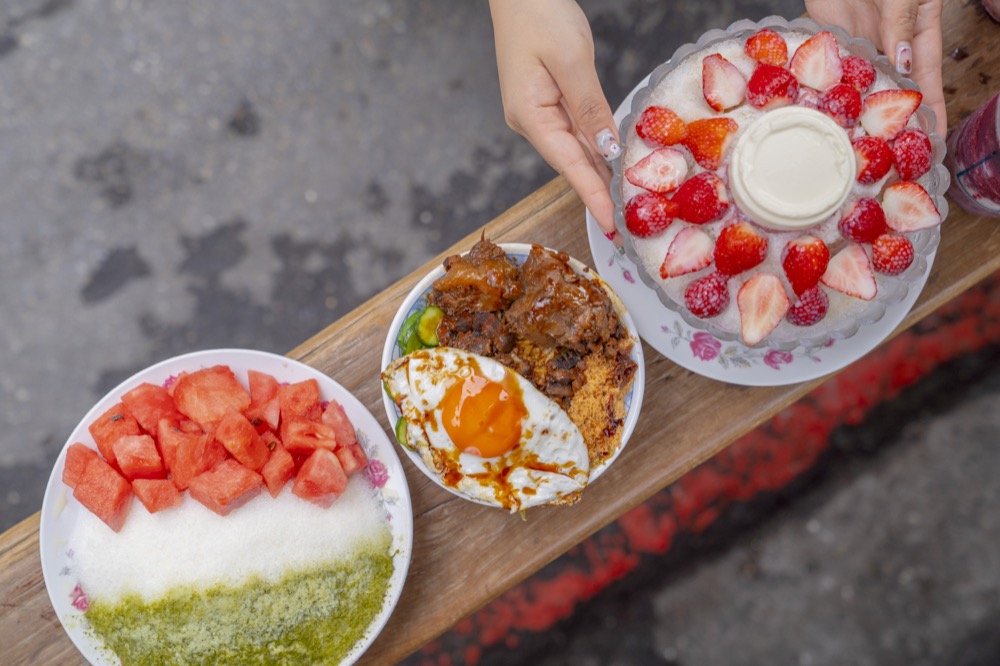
[293,449,347,507]
[188,459,263,516]
[172,365,251,426]
[278,379,321,421]
[121,382,183,434]
[335,442,369,477]
[73,457,133,532]
[245,397,280,433]
[247,370,279,404]
[63,443,101,489]
[215,411,269,471]
[280,416,338,456]
[132,478,183,513]
[112,435,166,481]
[171,432,228,490]
[156,418,197,473]
[321,400,358,447]
[88,403,142,467]
[261,443,295,498]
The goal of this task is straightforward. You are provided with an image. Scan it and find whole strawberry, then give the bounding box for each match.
[744,28,788,67]
[853,136,893,184]
[746,63,800,110]
[838,198,888,243]
[872,233,915,275]
[714,220,768,276]
[819,83,862,128]
[840,55,876,93]
[781,236,830,296]
[624,192,679,238]
[673,172,730,224]
[891,128,932,181]
[636,106,688,147]
[681,118,739,171]
[786,286,830,326]
[684,271,730,318]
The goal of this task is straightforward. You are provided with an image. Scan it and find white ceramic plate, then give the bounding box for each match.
[380,243,645,506]
[39,348,412,666]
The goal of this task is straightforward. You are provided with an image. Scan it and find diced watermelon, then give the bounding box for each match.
[261,443,295,498]
[292,449,347,507]
[73,457,133,532]
[247,370,280,404]
[171,432,228,490]
[280,416,338,456]
[188,459,263,516]
[321,401,358,447]
[245,396,280,433]
[215,411,269,471]
[112,434,166,481]
[172,366,251,426]
[121,383,183,434]
[335,442,369,477]
[278,379,322,421]
[63,443,101,489]
[132,478,183,513]
[88,403,142,468]
[156,418,197,473]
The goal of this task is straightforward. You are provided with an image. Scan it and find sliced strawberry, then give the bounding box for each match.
[684,271,730,318]
[624,192,679,238]
[702,53,747,112]
[852,136,894,184]
[795,86,822,110]
[891,128,932,181]
[859,89,922,140]
[838,198,888,243]
[872,233,915,275]
[672,172,730,224]
[818,83,862,127]
[737,273,790,346]
[781,235,830,296]
[821,244,877,300]
[746,63,799,110]
[660,227,714,278]
[681,118,738,171]
[840,55,876,93]
[635,106,688,147]
[882,181,941,231]
[786,286,829,327]
[744,29,788,67]
[789,31,843,91]
[625,147,689,193]
[714,220,768,276]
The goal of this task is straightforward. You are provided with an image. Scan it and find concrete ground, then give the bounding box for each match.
[2,1,997,664]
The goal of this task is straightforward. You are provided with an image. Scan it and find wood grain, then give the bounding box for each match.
[2,2,998,664]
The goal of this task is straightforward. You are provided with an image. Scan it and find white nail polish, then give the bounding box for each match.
[896,42,912,75]
[596,129,621,161]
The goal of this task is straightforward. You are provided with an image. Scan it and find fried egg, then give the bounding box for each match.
[382,347,590,511]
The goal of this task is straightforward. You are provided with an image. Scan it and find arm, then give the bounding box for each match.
[489,0,620,236]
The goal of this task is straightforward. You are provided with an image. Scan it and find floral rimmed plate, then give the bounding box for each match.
[380,243,645,506]
[39,349,412,666]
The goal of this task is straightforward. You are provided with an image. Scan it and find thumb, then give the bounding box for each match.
[879,0,919,75]
[551,60,621,161]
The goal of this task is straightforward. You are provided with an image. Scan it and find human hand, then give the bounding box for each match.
[804,0,946,136]
[488,0,620,237]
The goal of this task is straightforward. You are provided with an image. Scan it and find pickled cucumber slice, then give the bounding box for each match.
[415,305,444,347]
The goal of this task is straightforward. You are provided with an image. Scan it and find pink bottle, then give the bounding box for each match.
[946,92,1000,218]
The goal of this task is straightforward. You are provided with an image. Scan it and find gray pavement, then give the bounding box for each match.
[3,1,998,665]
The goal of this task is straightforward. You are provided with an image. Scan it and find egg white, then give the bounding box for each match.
[383,347,590,511]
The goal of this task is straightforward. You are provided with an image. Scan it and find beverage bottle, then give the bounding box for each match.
[946,92,1000,218]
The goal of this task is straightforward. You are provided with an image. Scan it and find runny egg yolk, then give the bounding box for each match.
[440,369,527,458]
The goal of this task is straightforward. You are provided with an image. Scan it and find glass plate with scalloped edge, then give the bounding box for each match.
[39,348,412,665]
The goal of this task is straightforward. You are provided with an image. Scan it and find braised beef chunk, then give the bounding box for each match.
[505,245,621,353]
[436,311,515,357]
[428,239,523,313]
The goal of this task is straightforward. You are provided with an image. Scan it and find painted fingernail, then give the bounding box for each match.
[604,230,617,241]
[896,41,912,75]
[596,129,621,161]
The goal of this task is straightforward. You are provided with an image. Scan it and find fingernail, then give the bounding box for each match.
[604,230,617,241]
[895,41,912,75]
[596,129,621,161]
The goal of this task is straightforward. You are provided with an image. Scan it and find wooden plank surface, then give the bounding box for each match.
[3,2,999,664]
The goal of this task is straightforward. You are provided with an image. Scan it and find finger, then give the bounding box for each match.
[535,129,617,234]
[911,5,947,136]
[548,51,621,162]
[878,0,920,75]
